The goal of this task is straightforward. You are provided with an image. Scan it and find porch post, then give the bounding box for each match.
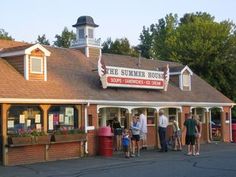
[155,108,160,149]
[205,108,211,143]
[2,104,10,166]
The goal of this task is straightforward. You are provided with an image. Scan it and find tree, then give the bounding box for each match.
[36,34,50,45]
[53,27,76,48]
[102,37,139,57]
[0,29,13,40]
[139,12,236,117]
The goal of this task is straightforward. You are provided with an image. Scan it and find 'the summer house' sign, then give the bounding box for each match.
[98,56,169,90]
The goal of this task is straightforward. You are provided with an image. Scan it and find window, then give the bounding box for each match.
[7,106,43,135]
[88,28,94,38]
[168,108,177,120]
[183,74,190,87]
[147,108,155,124]
[79,29,84,39]
[48,106,78,132]
[31,57,43,74]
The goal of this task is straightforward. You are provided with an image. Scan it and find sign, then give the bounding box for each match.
[99,65,169,90]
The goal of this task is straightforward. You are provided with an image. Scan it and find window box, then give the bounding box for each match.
[34,135,51,144]
[8,136,33,146]
[51,133,87,143]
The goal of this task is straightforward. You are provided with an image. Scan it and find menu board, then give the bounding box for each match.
[53,114,59,125]
[35,114,41,123]
[48,114,53,130]
[19,115,25,124]
[65,107,74,116]
[8,120,14,128]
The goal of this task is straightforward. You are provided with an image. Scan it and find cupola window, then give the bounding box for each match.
[79,29,84,39]
[88,28,94,38]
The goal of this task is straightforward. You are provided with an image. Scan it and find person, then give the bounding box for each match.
[122,129,130,158]
[194,115,202,155]
[183,113,198,156]
[170,116,182,151]
[112,117,122,151]
[158,110,169,152]
[130,116,141,157]
[139,111,147,149]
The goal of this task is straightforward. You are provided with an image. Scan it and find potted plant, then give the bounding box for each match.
[31,129,51,144]
[8,129,33,146]
[51,127,86,143]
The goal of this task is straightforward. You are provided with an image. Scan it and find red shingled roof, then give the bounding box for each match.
[0,40,233,104]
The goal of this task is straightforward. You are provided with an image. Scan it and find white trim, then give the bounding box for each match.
[181,65,193,75]
[0,50,25,57]
[25,44,51,56]
[30,56,43,74]
[169,72,181,75]
[24,54,29,80]
[0,44,51,57]
[179,75,183,90]
[87,126,95,131]
[44,56,47,81]
[0,98,235,107]
[70,44,103,49]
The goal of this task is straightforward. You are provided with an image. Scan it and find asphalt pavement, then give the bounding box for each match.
[0,142,236,177]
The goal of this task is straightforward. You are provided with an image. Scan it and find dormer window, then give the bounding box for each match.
[88,28,94,38]
[30,57,43,74]
[79,29,84,39]
[183,73,190,87]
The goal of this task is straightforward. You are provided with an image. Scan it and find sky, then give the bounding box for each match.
[1,0,236,46]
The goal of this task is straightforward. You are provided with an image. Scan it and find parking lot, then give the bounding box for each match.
[0,142,236,177]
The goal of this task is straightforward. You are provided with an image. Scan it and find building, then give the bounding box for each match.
[0,16,235,166]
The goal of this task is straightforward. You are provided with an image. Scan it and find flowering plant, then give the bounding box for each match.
[54,127,85,135]
[11,128,47,137]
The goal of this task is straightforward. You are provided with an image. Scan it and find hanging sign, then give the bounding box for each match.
[98,55,169,90]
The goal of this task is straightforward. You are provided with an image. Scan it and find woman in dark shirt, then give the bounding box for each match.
[112,117,122,151]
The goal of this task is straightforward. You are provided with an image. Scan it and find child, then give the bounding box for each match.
[122,129,130,158]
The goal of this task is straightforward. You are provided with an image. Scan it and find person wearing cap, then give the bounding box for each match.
[158,110,169,152]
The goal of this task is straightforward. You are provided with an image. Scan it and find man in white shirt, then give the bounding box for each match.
[158,110,169,152]
[139,111,147,149]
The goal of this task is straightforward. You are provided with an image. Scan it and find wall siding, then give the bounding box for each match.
[4,56,24,75]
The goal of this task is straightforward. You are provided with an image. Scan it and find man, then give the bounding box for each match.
[158,110,168,152]
[139,111,147,149]
[183,113,198,156]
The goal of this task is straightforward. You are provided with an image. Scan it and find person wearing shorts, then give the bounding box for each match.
[139,111,147,149]
[130,116,141,157]
[183,113,198,156]
[122,129,130,158]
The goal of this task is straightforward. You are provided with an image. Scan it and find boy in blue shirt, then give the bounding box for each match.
[122,129,130,158]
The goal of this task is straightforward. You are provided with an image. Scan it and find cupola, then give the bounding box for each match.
[70,16,101,59]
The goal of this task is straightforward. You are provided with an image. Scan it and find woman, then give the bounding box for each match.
[130,116,141,157]
[112,117,122,151]
[194,115,202,155]
[172,117,182,151]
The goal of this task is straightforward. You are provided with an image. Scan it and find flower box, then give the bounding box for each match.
[52,134,87,143]
[34,135,51,144]
[8,136,33,146]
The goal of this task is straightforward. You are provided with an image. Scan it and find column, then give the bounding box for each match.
[39,104,50,161]
[2,104,10,166]
[205,109,211,143]
[155,109,160,149]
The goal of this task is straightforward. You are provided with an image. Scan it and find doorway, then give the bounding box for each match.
[211,108,222,141]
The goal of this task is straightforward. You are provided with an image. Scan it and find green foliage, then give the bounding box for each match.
[139,12,236,117]
[102,37,139,57]
[53,27,76,48]
[0,29,14,40]
[36,34,50,45]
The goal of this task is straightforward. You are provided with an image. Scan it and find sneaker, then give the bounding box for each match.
[196,152,200,156]
[130,154,135,157]
[187,152,192,156]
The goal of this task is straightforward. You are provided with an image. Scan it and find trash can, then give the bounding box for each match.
[232,123,236,143]
[98,126,113,157]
